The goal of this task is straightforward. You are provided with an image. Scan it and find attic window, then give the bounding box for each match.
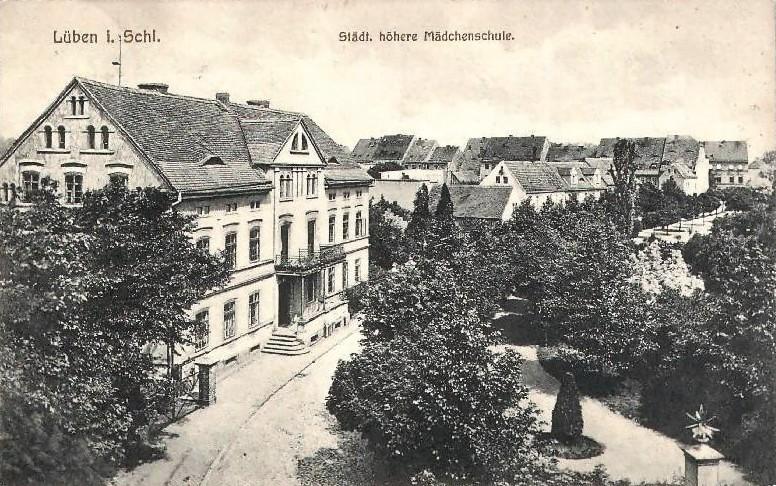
[203,156,225,166]
[44,126,53,148]
[291,132,309,153]
[70,96,77,115]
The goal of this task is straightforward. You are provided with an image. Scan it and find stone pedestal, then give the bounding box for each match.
[682,444,724,486]
[197,362,217,406]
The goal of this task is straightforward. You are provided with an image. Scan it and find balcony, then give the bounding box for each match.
[275,243,345,274]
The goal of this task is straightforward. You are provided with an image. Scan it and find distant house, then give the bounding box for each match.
[703,140,749,188]
[546,143,598,162]
[596,136,709,195]
[457,135,550,181]
[428,185,516,223]
[747,159,772,189]
[351,134,438,170]
[409,144,461,171]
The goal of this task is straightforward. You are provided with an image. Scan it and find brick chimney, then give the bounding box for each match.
[216,92,230,103]
[137,83,169,94]
[247,99,270,108]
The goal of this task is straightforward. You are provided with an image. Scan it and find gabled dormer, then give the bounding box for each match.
[273,121,325,167]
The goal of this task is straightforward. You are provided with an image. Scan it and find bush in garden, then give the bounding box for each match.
[537,346,622,397]
[551,372,584,443]
[327,313,545,482]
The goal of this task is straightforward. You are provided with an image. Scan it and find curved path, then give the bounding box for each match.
[504,344,751,485]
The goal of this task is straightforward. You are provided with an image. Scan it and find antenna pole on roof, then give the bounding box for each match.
[111,36,122,86]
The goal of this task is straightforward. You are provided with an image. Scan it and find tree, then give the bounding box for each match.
[327,312,542,482]
[368,196,410,269]
[0,135,15,157]
[0,183,229,482]
[551,372,584,442]
[405,184,431,248]
[609,139,638,235]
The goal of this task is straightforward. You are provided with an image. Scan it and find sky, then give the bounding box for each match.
[0,0,774,157]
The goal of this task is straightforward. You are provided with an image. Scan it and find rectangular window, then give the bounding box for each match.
[495,176,501,183]
[355,259,361,282]
[328,192,336,201]
[194,310,209,350]
[729,176,735,183]
[197,206,211,215]
[225,203,237,212]
[307,219,316,254]
[355,211,363,237]
[342,213,350,240]
[327,266,335,294]
[250,200,260,210]
[343,191,351,200]
[248,292,260,328]
[328,215,336,243]
[196,236,210,252]
[356,190,363,198]
[342,261,349,289]
[305,276,315,303]
[223,301,236,340]
[249,226,260,262]
[738,176,744,184]
[503,176,508,184]
[65,174,83,204]
[225,232,237,269]
[22,171,40,202]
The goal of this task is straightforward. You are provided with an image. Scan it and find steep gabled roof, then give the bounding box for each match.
[596,137,666,169]
[663,135,701,168]
[239,119,300,164]
[78,77,268,193]
[429,185,512,220]
[481,136,547,162]
[429,145,460,163]
[457,137,488,172]
[547,143,597,162]
[702,140,749,164]
[502,161,567,194]
[404,138,437,163]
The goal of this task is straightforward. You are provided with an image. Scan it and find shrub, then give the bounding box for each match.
[551,372,584,442]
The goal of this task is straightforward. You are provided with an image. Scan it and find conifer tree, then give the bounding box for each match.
[406,184,431,248]
[551,372,584,443]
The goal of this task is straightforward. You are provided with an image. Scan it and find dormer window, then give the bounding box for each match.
[100,126,110,150]
[44,126,53,148]
[87,126,96,149]
[57,126,66,149]
[202,155,224,166]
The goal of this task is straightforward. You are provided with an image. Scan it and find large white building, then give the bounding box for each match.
[0,77,372,372]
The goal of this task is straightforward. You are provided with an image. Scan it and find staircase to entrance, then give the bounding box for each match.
[261,328,309,356]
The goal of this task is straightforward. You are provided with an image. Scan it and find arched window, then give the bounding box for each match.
[70,95,77,115]
[57,126,66,149]
[44,126,53,148]
[291,133,299,151]
[78,96,86,115]
[301,134,308,151]
[100,126,109,149]
[87,125,96,149]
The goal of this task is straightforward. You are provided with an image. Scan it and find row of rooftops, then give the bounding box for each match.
[0,77,371,196]
[353,133,749,172]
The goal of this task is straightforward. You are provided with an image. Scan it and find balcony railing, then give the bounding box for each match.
[275,243,345,273]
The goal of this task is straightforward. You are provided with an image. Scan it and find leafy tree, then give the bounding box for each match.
[551,372,584,442]
[368,196,410,269]
[0,135,15,157]
[327,312,542,482]
[609,139,638,235]
[0,183,229,483]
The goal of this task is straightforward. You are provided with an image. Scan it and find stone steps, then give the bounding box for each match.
[261,330,309,356]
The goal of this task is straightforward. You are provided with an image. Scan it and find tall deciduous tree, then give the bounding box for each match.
[610,139,638,235]
[0,183,229,484]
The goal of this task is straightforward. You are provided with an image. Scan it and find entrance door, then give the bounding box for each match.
[280,223,290,261]
[278,278,291,326]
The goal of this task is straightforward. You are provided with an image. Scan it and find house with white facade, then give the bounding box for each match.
[0,77,372,373]
[703,140,749,188]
